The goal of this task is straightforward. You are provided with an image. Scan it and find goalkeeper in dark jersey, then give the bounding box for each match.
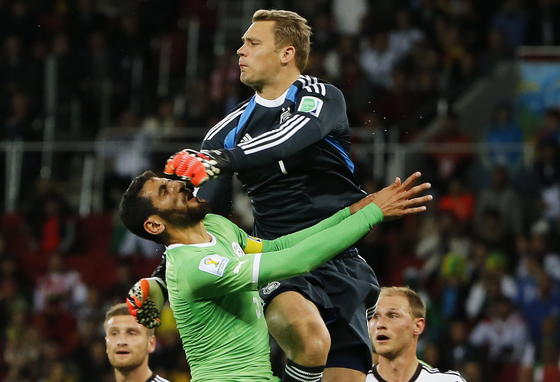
[130,9,432,382]
[121,171,430,381]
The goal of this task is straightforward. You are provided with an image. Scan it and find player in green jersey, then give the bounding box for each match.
[119,170,431,381]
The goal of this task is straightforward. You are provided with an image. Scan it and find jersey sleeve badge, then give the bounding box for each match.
[199,255,229,277]
[297,96,324,117]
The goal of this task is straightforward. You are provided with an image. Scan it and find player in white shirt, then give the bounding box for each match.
[104,303,170,382]
[367,287,466,382]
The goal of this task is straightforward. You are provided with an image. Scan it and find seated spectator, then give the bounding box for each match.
[528,230,560,281]
[389,8,424,60]
[465,252,517,320]
[33,254,88,312]
[479,28,514,73]
[33,295,79,356]
[428,111,473,191]
[517,272,560,346]
[376,68,417,126]
[482,102,524,174]
[416,210,471,280]
[25,182,76,256]
[3,325,44,381]
[475,165,523,235]
[534,141,560,220]
[475,207,510,252]
[438,177,475,224]
[99,110,150,210]
[439,252,469,319]
[441,320,477,371]
[527,0,560,46]
[491,0,527,49]
[469,295,533,381]
[461,361,484,382]
[359,30,400,88]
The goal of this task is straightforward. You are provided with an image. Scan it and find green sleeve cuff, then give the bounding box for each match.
[360,202,384,225]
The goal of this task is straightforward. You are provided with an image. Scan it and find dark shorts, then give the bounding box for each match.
[259,247,380,373]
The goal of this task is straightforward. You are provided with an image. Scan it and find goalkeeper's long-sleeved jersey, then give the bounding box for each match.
[198,75,366,239]
[166,203,383,381]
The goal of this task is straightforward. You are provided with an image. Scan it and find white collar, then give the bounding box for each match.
[166,233,217,249]
[254,87,289,107]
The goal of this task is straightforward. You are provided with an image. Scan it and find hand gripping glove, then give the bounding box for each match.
[164,149,232,187]
[126,277,166,329]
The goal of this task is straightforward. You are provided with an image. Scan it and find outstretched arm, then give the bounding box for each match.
[186,172,431,298]
[258,172,431,253]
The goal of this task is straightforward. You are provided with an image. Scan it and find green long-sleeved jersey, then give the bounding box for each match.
[165,203,383,381]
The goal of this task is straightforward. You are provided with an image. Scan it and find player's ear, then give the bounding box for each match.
[413,317,426,336]
[144,215,165,236]
[280,45,295,65]
[147,333,156,353]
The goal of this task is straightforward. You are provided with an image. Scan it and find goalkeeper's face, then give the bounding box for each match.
[140,177,209,227]
[105,314,155,371]
[237,20,285,90]
[369,295,425,360]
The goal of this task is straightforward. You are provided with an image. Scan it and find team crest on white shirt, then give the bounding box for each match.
[231,242,245,257]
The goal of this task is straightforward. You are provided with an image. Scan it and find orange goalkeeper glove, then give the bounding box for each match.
[163,149,231,187]
[126,278,166,329]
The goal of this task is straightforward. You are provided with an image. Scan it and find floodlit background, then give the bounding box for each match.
[1,1,559,381]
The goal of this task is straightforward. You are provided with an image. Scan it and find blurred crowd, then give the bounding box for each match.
[1,0,560,381]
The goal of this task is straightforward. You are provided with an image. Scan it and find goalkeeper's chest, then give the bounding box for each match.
[235,105,286,144]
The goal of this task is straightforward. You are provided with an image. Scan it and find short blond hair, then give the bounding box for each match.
[252,9,311,71]
[379,287,426,319]
[105,303,155,336]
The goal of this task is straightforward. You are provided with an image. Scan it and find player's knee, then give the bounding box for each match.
[288,317,331,361]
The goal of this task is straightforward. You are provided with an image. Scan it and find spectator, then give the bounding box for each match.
[416,210,471,280]
[516,271,560,346]
[533,334,560,381]
[389,8,424,60]
[33,254,88,313]
[475,166,523,235]
[441,320,476,371]
[482,102,524,174]
[360,30,400,88]
[475,207,510,251]
[469,295,533,381]
[438,177,476,224]
[491,0,527,48]
[332,0,368,36]
[376,68,417,126]
[2,91,37,141]
[534,142,560,220]
[428,111,473,191]
[141,98,179,137]
[26,186,77,256]
[527,0,560,46]
[480,27,514,73]
[439,252,469,319]
[537,108,560,147]
[465,252,517,320]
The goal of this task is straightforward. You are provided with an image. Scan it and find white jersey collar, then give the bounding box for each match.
[166,233,217,249]
[254,87,289,107]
